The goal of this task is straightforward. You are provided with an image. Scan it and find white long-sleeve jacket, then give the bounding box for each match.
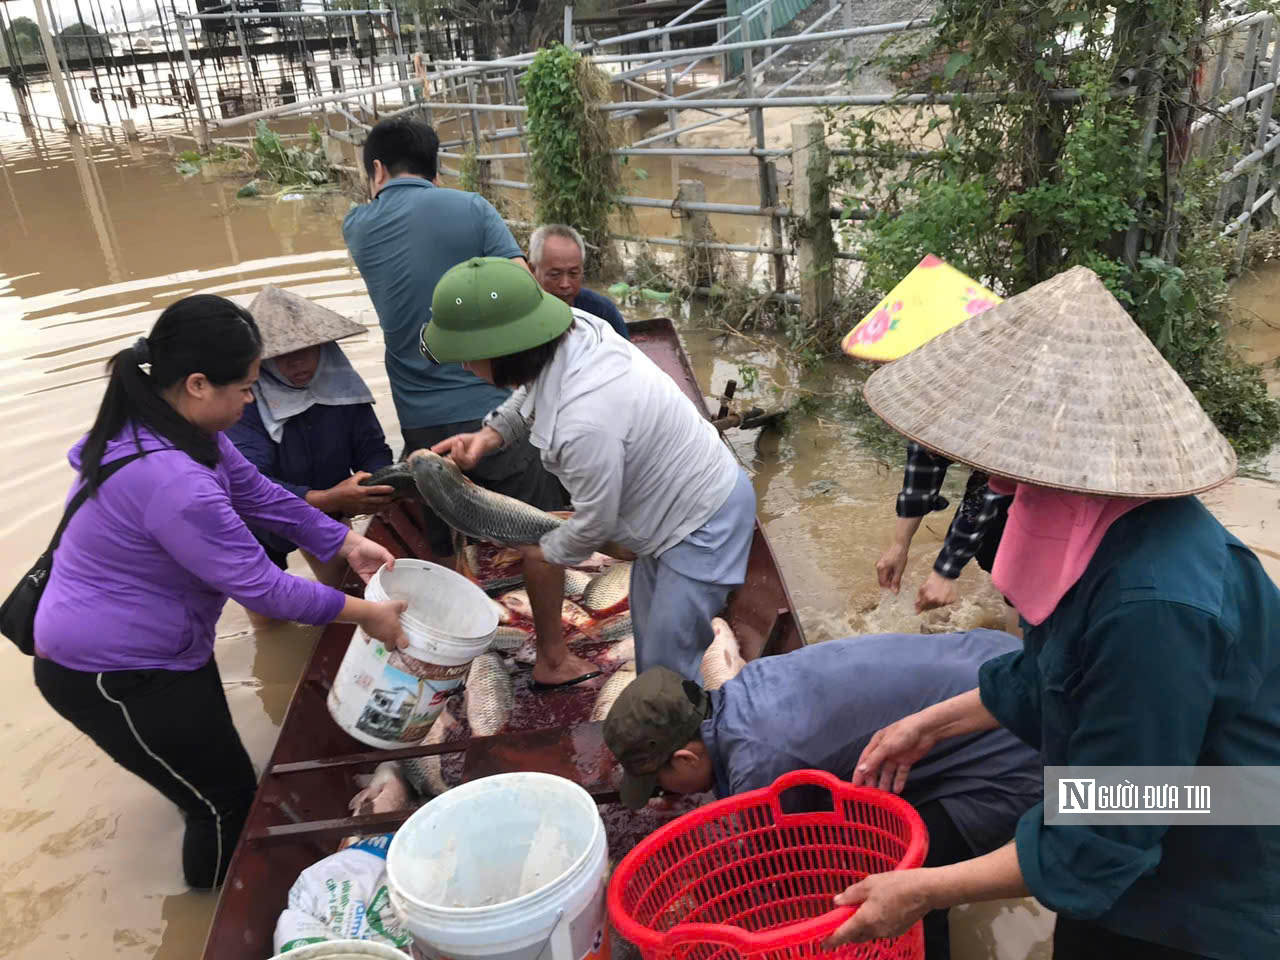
[484,310,738,567]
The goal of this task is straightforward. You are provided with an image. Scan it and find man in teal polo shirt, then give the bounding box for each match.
[343,117,565,556]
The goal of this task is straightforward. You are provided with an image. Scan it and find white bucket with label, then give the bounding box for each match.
[386,772,610,960]
[327,560,498,750]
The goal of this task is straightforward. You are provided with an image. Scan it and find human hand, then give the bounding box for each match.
[341,531,396,583]
[427,427,502,470]
[360,599,408,650]
[851,712,937,794]
[915,570,959,613]
[319,473,396,515]
[876,542,910,593]
[823,870,937,948]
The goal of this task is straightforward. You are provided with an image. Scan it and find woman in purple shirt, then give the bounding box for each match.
[32,295,408,891]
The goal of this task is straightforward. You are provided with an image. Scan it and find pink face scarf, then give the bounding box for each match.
[989,479,1150,625]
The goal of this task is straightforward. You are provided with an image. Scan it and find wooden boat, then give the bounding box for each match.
[201,317,806,960]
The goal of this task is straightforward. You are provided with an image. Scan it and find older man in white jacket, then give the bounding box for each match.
[420,257,755,690]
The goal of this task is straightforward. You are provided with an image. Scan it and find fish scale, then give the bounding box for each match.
[465,652,516,738]
[581,562,633,612]
[402,708,456,797]
[410,451,564,544]
[590,667,638,723]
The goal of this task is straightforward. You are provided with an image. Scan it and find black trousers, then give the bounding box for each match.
[917,799,979,960]
[34,656,258,889]
[401,418,568,556]
[1054,915,1213,960]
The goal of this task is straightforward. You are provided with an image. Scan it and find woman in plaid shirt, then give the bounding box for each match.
[876,441,1013,612]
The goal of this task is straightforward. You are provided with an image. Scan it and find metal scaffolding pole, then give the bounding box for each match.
[34,0,79,130]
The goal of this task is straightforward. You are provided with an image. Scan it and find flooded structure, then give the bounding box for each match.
[2,3,1280,960]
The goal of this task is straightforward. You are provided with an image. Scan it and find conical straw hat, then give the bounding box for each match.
[249,285,366,359]
[842,254,1002,362]
[863,265,1237,498]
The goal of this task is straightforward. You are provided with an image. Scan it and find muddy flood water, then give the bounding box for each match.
[2,111,1278,960]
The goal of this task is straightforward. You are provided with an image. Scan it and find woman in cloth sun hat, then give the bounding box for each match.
[226,285,395,588]
[419,257,755,691]
[827,266,1280,960]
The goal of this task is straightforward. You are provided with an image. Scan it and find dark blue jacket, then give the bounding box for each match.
[573,287,630,341]
[980,497,1280,958]
[226,401,393,554]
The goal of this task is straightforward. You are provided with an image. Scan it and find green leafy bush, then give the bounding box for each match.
[835,1,1280,459]
[521,44,621,270]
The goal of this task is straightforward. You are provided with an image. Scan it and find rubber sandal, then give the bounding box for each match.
[530,670,603,693]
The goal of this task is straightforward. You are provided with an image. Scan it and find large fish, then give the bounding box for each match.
[700,617,746,690]
[489,623,534,654]
[409,450,564,545]
[599,635,635,667]
[465,651,516,738]
[349,761,414,815]
[563,568,594,599]
[402,707,457,798]
[591,666,638,723]
[581,562,632,612]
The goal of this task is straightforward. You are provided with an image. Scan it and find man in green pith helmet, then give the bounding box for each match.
[410,257,755,692]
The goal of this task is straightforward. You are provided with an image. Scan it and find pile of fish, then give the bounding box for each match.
[350,456,748,815]
[347,541,748,816]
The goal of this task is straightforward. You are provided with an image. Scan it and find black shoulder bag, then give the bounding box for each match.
[1,451,148,655]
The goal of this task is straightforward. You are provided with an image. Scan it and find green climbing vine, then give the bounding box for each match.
[832,0,1280,459]
[521,43,622,270]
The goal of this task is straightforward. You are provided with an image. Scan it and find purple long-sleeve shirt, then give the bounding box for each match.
[35,425,349,672]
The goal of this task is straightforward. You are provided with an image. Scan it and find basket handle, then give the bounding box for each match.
[659,909,855,953]
[765,768,847,817]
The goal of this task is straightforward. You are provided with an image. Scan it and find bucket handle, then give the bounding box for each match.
[532,907,570,960]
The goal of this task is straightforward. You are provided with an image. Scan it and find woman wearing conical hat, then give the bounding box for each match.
[827,267,1280,958]
[226,286,396,591]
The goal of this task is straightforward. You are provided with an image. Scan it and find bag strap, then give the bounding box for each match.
[47,450,150,554]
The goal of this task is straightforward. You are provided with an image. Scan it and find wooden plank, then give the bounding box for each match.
[270,739,469,775]
[251,810,415,844]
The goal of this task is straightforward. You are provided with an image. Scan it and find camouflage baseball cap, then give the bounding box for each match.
[422,256,572,364]
[602,667,709,810]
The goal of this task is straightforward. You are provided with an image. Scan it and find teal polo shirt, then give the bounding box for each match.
[980,496,1280,959]
[343,177,521,430]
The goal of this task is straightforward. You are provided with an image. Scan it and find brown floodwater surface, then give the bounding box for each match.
[2,118,1277,960]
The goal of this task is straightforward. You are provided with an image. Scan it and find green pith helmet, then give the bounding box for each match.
[422,257,573,364]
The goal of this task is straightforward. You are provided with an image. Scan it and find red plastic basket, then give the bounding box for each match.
[608,769,929,960]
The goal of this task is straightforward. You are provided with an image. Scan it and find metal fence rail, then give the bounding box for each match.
[7,0,1275,301]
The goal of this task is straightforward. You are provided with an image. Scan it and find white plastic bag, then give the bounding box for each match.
[273,834,412,955]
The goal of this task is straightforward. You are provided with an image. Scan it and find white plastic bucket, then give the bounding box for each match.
[328,560,499,750]
[386,773,610,960]
[268,940,410,960]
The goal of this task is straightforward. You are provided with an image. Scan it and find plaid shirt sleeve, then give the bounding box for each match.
[896,442,951,518]
[933,471,1014,578]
